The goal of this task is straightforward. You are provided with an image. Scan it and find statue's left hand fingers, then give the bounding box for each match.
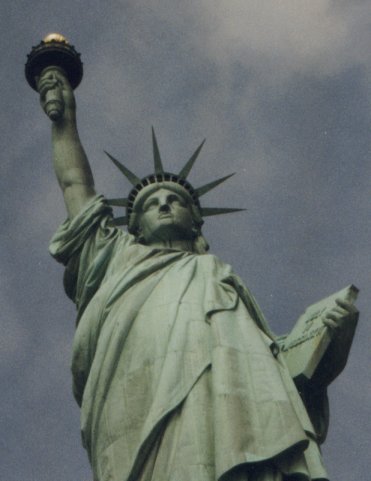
[322,299,359,331]
[335,298,358,315]
[330,305,348,317]
[322,317,339,331]
[324,310,343,322]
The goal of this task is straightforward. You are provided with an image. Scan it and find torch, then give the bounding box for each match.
[25,33,83,121]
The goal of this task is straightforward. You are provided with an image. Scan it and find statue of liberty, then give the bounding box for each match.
[32,36,358,481]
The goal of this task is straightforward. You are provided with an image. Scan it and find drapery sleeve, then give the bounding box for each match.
[49,195,133,320]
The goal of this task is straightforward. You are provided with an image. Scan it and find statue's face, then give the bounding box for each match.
[137,188,194,243]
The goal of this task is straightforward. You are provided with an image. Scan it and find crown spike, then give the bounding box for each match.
[178,139,206,179]
[201,207,246,217]
[195,173,235,197]
[152,127,165,175]
[104,151,141,186]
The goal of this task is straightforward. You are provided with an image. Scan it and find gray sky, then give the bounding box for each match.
[1,1,370,480]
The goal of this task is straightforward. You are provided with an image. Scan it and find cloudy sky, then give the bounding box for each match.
[1,1,370,480]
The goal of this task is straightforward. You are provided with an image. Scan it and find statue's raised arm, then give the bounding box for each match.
[37,67,96,218]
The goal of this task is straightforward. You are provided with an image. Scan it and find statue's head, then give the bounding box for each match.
[129,183,208,253]
[131,184,197,238]
[106,128,243,253]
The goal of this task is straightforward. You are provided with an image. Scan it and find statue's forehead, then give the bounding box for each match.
[133,182,193,211]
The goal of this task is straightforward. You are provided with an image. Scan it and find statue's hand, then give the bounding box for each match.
[37,68,76,122]
[322,299,359,332]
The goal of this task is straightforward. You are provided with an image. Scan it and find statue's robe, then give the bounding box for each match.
[50,196,328,481]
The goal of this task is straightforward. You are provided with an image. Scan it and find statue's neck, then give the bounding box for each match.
[147,239,194,252]
[149,239,194,252]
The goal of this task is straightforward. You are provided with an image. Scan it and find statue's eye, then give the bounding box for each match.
[168,194,186,207]
[143,199,158,211]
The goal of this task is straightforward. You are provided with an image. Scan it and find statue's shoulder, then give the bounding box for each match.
[194,252,234,276]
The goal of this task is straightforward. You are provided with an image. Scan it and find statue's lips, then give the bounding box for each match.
[158,213,173,219]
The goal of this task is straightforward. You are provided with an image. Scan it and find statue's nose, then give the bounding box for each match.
[159,203,171,212]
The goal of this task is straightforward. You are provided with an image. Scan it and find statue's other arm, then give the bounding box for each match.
[38,68,96,219]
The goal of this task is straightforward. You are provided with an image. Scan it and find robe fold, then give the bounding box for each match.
[50,195,328,481]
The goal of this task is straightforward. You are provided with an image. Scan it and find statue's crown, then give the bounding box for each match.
[106,128,244,232]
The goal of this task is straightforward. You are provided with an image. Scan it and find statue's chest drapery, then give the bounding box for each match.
[72,246,240,408]
[72,247,244,465]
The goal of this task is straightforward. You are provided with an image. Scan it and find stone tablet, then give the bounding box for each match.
[280,285,359,386]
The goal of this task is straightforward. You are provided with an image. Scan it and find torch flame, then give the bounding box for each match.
[43,33,69,44]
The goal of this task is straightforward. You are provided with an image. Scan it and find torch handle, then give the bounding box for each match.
[38,66,67,122]
[44,87,64,121]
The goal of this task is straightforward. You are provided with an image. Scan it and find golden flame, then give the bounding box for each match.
[43,33,69,44]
